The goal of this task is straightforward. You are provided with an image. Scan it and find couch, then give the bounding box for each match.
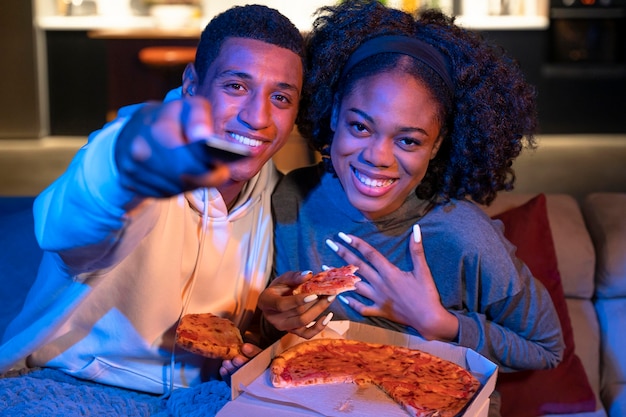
[481,192,626,417]
[1,192,625,417]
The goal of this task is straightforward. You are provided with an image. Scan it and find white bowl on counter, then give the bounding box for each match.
[150,4,198,29]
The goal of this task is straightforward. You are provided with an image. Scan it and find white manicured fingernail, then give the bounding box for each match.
[322,312,334,326]
[303,294,318,303]
[413,224,422,243]
[338,232,352,244]
[322,265,331,271]
[300,270,312,276]
[338,295,349,305]
[327,295,336,303]
[326,239,339,252]
[305,321,316,328]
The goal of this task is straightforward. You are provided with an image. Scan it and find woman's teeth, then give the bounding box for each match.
[354,169,394,188]
[230,133,262,147]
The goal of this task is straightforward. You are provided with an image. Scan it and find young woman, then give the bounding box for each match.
[258,0,564,381]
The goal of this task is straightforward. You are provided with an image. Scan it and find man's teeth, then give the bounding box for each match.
[230,133,262,147]
[354,169,394,188]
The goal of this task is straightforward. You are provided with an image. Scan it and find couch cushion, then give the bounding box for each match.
[491,194,596,416]
[546,195,596,300]
[0,197,42,339]
[483,194,595,300]
[0,196,38,216]
[566,298,603,409]
[594,298,626,417]
[583,192,626,299]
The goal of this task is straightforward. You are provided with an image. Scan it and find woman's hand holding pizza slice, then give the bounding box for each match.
[258,270,337,339]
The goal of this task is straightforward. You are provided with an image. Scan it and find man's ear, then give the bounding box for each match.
[182,63,198,97]
[330,94,340,132]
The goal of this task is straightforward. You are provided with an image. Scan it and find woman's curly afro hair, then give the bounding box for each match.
[297,0,538,205]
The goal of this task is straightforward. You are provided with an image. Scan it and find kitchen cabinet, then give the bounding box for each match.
[44,29,200,134]
[90,30,199,120]
[45,30,107,135]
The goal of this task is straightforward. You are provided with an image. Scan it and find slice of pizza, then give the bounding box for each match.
[175,312,243,360]
[292,265,360,296]
[376,360,481,417]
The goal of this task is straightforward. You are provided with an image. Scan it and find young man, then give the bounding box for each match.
[0,4,304,394]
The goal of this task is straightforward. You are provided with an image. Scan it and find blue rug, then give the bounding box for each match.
[0,368,230,416]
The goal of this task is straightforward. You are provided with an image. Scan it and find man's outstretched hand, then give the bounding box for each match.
[115,98,230,198]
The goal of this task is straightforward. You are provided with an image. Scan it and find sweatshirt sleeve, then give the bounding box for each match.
[33,103,159,275]
[443,222,565,372]
[421,202,565,372]
[451,271,565,372]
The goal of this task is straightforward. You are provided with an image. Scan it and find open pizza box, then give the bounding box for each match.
[217,320,498,417]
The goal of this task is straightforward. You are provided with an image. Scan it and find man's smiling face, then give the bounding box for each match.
[191,37,303,183]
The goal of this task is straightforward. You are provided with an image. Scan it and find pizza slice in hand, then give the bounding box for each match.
[175,312,243,360]
[293,265,360,296]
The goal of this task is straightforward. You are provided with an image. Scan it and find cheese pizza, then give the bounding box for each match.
[270,338,480,417]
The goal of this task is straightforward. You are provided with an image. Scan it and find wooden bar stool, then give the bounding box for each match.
[138,46,196,68]
[138,46,197,96]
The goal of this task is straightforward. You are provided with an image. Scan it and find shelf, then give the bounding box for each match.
[550,7,626,19]
[455,15,549,30]
[542,63,626,79]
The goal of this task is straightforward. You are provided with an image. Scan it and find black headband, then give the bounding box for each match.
[340,35,454,93]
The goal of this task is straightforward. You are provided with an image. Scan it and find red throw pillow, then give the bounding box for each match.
[492,194,596,417]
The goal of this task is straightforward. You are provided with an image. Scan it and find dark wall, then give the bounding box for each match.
[481,28,626,134]
[0,0,41,138]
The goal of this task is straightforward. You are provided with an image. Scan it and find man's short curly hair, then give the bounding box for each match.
[297,0,538,205]
[194,5,305,85]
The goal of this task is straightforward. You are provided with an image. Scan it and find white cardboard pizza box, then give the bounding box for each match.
[217,320,498,417]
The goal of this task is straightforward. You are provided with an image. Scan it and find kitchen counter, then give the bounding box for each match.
[37,15,162,31]
[455,14,548,30]
[36,13,548,33]
[88,28,201,40]
[37,15,216,32]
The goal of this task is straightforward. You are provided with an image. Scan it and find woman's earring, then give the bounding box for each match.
[321,145,330,160]
[321,145,335,173]
[187,85,195,96]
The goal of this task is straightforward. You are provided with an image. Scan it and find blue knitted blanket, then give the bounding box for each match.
[0,368,230,416]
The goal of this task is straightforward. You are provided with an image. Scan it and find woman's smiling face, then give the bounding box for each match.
[330,70,443,220]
